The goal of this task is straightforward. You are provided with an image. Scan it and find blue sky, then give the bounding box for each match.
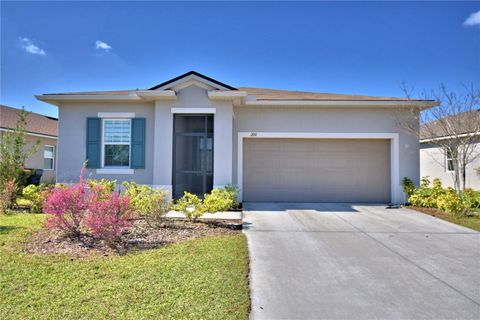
[1,1,479,118]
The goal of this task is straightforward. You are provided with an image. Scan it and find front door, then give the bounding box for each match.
[173,114,214,198]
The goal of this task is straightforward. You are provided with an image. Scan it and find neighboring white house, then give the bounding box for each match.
[37,71,436,203]
[0,105,58,183]
[420,111,480,190]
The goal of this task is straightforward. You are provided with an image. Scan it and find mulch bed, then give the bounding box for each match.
[408,206,451,219]
[25,219,242,258]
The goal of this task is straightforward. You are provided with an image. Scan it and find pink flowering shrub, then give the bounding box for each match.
[43,165,132,241]
[43,172,89,236]
[84,192,131,241]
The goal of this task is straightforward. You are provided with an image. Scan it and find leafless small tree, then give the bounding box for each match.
[396,83,480,192]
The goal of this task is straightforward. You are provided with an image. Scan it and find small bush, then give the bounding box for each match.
[409,177,446,208]
[436,190,469,217]
[402,177,416,197]
[463,189,480,210]
[43,182,88,236]
[22,184,54,213]
[84,192,132,241]
[204,188,233,213]
[224,185,240,209]
[123,182,170,227]
[0,180,17,214]
[175,192,204,221]
[407,177,476,217]
[43,165,131,242]
[87,178,117,193]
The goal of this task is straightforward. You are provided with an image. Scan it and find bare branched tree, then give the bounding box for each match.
[396,83,480,192]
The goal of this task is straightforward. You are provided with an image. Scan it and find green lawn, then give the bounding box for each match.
[443,213,480,232]
[410,206,480,232]
[0,213,250,320]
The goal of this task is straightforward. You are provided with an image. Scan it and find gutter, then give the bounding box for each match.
[244,100,438,108]
[420,131,480,143]
[0,127,57,140]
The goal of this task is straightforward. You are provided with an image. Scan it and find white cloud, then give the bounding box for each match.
[464,10,480,27]
[19,37,46,55]
[95,40,112,51]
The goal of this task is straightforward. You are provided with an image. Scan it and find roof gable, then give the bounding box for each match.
[149,71,237,91]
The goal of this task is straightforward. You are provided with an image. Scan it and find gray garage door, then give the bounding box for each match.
[243,138,391,203]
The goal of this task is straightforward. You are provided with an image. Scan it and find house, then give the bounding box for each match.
[36,71,436,203]
[0,105,58,183]
[420,110,480,190]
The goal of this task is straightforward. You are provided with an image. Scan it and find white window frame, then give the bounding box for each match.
[43,145,55,170]
[445,149,455,172]
[101,118,132,169]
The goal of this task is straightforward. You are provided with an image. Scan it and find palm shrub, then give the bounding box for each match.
[122,182,170,227]
[175,192,204,221]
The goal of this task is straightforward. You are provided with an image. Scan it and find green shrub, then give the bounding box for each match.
[175,192,204,221]
[463,189,480,210]
[408,177,446,208]
[407,177,477,217]
[22,183,56,213]
[122,181,170,227]
[22,185,40,212]
[402,177,416,197]
[87,178,117,193]
[436,189,470,217]
[204,189,233,213]
[224,185,240,209]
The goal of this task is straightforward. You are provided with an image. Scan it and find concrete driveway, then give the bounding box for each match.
[243,203,480,320]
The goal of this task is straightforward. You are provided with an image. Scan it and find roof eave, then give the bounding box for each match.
[243,100,438,108]
[420,131,480,143]
[36,93,143,106]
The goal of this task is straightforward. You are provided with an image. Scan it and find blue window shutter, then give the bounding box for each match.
[86,118,101,168]
[131,118,146,169]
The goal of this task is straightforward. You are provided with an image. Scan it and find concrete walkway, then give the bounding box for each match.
[243,203,480,320]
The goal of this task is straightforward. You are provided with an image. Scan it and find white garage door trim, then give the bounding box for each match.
[237,132,400,204]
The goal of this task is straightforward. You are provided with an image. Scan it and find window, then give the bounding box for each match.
[103,119,131,167]
[446,149,454,172]
[44,145,55,170]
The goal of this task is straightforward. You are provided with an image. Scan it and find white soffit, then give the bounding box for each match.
[136,90,176,100]
[171,108,216,114]
[208,91,248,100]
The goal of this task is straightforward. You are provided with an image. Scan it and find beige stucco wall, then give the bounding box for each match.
[0,132,57,183]
[55,84,420,203]
[57,102,155,184]
[233,106,420,195]
[57,86,233,189]
[420,143,480,190]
